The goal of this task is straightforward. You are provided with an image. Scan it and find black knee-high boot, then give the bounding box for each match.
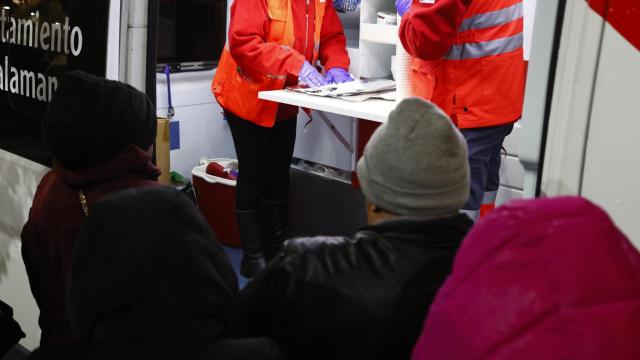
[262,200,288,262]
[236,208,266,278]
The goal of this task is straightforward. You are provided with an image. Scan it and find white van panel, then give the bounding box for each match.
[540,2,603,196]
[581,26,640,246]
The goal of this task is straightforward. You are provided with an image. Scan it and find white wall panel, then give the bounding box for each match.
[294,111,356,172]
[156,69,219,109]
[156,69,236,178]
[500,155,526,190]
[0,150,48,349]
[106,0,122,80]
[523,0,537,60]
[501,122,525,194]
[497,186,523,206]
[503,121,521,157]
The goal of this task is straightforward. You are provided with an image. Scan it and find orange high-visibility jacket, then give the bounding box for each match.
[399,0,526,129]
[213,0,345,128]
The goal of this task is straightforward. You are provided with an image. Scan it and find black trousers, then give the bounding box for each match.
[227,113,297,210]
[460,123,514,211]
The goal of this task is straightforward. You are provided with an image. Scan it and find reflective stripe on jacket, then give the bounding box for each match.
[400,0,526,129]
[213,0,343,127]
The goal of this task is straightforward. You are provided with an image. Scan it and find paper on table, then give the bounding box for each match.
[287,79,395,99]
[288,79,363,96]
[340,90,396,102]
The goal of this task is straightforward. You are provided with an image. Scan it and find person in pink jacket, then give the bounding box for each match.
[412,196,640,360]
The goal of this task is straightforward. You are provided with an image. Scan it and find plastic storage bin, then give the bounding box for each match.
[192,159,242,248]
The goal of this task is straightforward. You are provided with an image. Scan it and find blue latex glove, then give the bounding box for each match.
[325,68,354,84]
[396,0,411,16]
[298,61,327,88]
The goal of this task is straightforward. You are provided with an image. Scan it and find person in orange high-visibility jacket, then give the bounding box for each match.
[212,0,351,278]
[397,0,526,221]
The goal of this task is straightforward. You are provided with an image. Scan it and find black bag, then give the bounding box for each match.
[0,300,25,357]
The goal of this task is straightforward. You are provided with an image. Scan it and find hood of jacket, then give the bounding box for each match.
[20,143,162,346]
[55,144,160,190]
[67,187,240,345]
[412,197,640,360]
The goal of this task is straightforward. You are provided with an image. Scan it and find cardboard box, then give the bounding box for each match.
[156,117,171,185]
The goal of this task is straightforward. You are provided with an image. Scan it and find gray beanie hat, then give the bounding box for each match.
[356,97,469,218]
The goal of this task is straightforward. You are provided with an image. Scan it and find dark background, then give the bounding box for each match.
[157,0,226,67]
[0,0,110,166]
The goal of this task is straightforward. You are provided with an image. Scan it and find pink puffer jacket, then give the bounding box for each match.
[412,197,640,360]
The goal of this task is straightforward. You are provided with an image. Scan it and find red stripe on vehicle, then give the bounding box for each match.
[589,0,640,51]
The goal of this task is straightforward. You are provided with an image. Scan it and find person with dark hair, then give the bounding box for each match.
[412,197,640,360]
[27,187,284,360]
[240,98,474,359]
[21,71,162,345]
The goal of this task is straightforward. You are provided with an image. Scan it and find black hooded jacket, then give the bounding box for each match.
[28,187,284,360]
[241,214,473,360]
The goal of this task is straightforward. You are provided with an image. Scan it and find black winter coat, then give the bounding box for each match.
[27,187,285,360]
[241,214,473,360]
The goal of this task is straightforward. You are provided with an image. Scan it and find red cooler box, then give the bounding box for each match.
[192,159,241,248]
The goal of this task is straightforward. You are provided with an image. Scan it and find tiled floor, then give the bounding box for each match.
[221,245,248,289]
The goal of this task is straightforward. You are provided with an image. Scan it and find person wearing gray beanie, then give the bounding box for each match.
[239,98,474,360]
[357,97,470,220]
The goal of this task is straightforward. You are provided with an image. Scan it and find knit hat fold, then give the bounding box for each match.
[357,97,469,218]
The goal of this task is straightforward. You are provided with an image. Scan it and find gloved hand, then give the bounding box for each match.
[396,0,411,16]
[298,61,327,88]
[325,68,354,84]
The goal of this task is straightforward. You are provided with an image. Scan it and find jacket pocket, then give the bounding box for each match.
[267,0,288,42]
[411,58,442,100]
[228,69,267,120]
[267,4,287,21]
[481,51,525,120]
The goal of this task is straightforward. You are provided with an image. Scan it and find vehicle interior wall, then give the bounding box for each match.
[155,1,538,240]
[163,1,537,207]
[540,0,640,248]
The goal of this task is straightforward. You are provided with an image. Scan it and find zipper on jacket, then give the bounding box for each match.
[304,0,310,59]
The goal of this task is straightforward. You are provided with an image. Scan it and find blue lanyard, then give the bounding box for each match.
[164,64,175,119]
